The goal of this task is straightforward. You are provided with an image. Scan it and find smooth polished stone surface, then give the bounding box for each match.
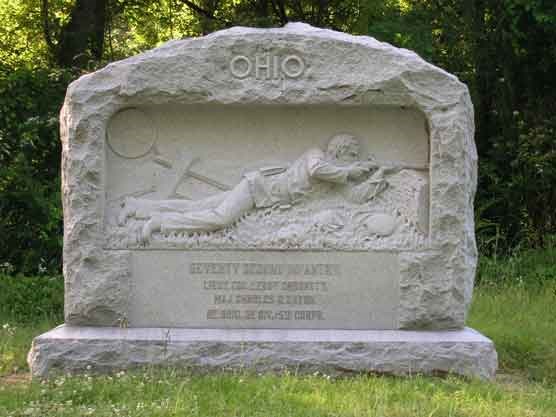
[129,251,400,329]
[28,326,497,380]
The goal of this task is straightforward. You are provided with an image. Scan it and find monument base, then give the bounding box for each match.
[28,326,497,379]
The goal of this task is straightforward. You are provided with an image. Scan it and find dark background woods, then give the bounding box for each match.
[1,0,555,275]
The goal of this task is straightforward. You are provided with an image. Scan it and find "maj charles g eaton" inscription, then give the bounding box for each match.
[230,54,306,79]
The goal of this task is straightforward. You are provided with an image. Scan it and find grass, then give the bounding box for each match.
[0,320,57,375]
[469,284,556,383]
[1,369,556,417]
[0,248,555,416]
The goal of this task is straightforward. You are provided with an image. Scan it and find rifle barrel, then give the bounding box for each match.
[369,160,428,171]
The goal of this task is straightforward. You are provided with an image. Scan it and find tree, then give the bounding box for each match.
[55,0,108,67]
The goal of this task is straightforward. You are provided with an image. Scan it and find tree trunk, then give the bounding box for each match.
[56,0,107,68]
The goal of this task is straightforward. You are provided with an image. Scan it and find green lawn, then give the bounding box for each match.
[1,368,555,417]
[1,255,555,416]
[469,284,556,383]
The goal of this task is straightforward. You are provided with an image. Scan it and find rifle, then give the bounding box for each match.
[363,158,428,172]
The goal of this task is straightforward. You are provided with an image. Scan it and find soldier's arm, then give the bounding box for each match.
[308,157,351,183]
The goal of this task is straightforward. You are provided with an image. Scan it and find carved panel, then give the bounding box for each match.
[104,105,430,251]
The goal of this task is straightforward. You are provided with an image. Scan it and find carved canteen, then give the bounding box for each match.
[106,108,155,159]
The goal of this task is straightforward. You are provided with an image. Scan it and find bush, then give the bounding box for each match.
[476,115,556,254]
[476,238,556,287]
[0,274,64,323]
[0,65,75,275]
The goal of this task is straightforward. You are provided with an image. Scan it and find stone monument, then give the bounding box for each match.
[28,23,497,379]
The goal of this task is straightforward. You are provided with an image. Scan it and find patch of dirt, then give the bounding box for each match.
[0,373,31,385]
[495,371,532,390]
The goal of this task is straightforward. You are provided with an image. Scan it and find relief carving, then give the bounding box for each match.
[107,133,429,250]
[106,108,156,159]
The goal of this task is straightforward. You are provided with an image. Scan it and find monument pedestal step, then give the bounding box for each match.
[29,326,497,379]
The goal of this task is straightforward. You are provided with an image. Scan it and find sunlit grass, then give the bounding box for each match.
[0,319,59,376]
[1,369,555,417]
[468,283,556,383]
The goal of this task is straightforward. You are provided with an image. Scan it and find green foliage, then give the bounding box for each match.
[0,273,63,374]
[0,319,56,375]
[108,0,198,61]
[470,0,556,253]
[359,1,434,59]
[0,0,48,68]
[0,65,74,275]
[476,115,556,252]
[476,239,556,287]
[0,274,64,323]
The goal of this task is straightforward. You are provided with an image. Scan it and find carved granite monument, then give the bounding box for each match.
[28,23,497,379]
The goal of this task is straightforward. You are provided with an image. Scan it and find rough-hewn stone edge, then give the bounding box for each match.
[28,325,497,380]
[64,250,131,326]
[398,251,468,329]
[60,22,477,327]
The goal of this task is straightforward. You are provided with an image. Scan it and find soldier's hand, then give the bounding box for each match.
[360,160,379,170]
[347,163,368,179]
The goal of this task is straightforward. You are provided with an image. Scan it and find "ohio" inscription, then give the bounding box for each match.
[230,54,306,79]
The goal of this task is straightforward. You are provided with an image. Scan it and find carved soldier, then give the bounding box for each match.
[119,134,391,243]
